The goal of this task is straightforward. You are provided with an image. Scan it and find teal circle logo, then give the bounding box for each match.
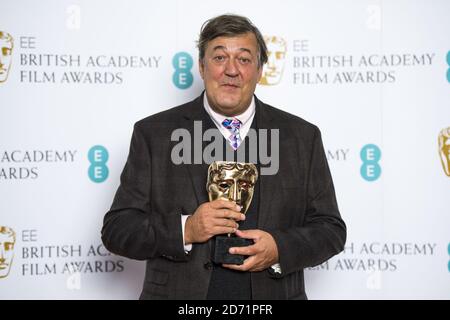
[360,144,381,181]
[448,243,450,272]
[446,51,450,83]
[88,145,109,183]
[172,52,193,89]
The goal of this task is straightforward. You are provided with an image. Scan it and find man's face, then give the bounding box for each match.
[0,34,13,83]
[199,33,263,117]
[260,36,286,85]
[207,162,258,215]
[0,231,15,278]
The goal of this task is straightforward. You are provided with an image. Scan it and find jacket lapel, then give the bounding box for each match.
[182,93,211,207]
[255,97,277,229]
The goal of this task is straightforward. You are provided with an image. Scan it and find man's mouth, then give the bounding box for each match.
[221,83,240,88]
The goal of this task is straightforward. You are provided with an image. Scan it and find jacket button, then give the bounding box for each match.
[204,261,213,270]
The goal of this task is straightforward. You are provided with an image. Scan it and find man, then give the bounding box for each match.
[101,14,346,300]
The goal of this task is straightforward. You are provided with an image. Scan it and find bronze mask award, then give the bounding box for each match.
[206,161,258,264]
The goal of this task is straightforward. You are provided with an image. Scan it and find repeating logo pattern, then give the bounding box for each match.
[0,31,14,83]
[448,243,450,272]
[438,127,450,177]
[447,51,450,83]
[88,145,109,183]
[0,226,15,279]
[360,144,382,181]
[260,36,286,86]
[172,52,193,89]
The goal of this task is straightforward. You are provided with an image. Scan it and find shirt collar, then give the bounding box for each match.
[203,93,255,128]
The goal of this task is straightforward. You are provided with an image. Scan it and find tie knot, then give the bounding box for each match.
[222,118,242,131]
[221,118,242,150]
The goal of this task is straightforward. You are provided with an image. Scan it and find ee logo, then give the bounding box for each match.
[448,243,450,272]
[88,145,109,183]
[447,51,450,83]
[360,144,381,182]
[172,52,193,89]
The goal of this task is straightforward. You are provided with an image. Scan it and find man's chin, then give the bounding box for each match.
[215,102,242,114]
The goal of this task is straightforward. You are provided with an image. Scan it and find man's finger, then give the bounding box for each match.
[210,199,241,212]
[215,209,245,221]
[229,244,257,256]
[235,229,260,240]
[213,226,237,236]
[212,218,239,229]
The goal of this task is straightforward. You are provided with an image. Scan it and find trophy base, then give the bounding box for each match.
[213,235,253,265]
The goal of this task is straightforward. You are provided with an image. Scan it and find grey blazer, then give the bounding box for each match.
[101,93,346,300]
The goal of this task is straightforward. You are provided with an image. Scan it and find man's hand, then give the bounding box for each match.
[184,200,245,244]
[223,229,279,272]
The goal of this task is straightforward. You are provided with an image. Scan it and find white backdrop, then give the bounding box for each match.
[1,0,449,299]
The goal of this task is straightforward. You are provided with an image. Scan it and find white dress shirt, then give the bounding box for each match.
[203,94,256,148]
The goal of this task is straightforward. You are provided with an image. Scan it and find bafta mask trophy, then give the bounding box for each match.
[0,226,16,279]
[0,31,14,83]
[207,161,258,264]
[438,127,450,177]
[259,36,286,86]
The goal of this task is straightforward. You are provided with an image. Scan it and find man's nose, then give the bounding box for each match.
[224,58,239,77]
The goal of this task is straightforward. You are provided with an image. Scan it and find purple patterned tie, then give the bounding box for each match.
[222,118,242,150]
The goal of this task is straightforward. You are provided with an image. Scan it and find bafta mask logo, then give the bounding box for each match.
[0,31,14,83]
[0,226,16,279]
[207,161,258,215]
[438,127,450,177]
[259,36,286,86]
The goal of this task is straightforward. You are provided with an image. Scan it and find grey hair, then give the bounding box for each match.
[197,14,268,68]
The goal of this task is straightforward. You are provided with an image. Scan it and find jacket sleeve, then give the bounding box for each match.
[269,126,347,277]
[101,123,188,262]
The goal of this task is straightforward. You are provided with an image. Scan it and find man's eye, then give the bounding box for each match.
[213,56,225,62]
[239,57,250,64]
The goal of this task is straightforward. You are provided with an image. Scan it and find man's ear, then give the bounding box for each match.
[199,59,205,79]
